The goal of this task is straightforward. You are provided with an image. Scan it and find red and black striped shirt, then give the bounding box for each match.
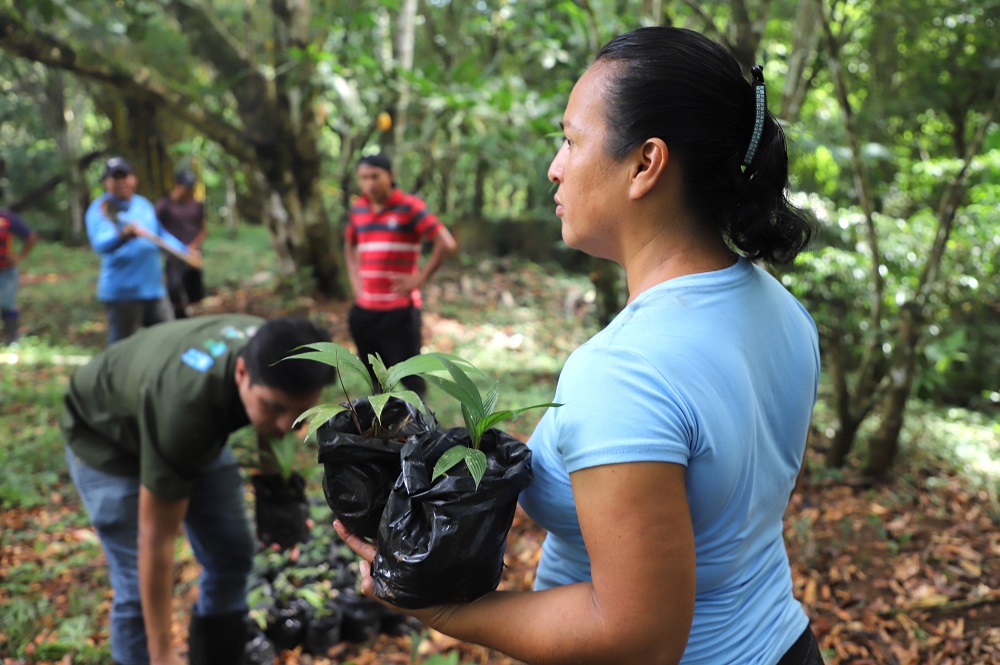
[346,189,442,310]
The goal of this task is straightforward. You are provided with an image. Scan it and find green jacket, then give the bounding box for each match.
[62,314,263,500]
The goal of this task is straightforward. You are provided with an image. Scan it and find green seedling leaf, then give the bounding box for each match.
[425,356,563,450]
[479,409,517,435]
[482,402,563,431]
[436,357,486,414]
[367,389,428,428]
[432,445,468,479]
[424,372,477,408]
[461,403,481,448]
[385,352,466,390]
[263,434,299,483]
[249,607,268,631]
[387,389,427,416]
[298,586,324,610]
[514,402,563,414]
[482,381,501,418]
[283,342,374,394]
[368,392,392,425]
[369,353,392,392]
[432,445,488,489]
[294,403,349,442]
[464,448,488,488]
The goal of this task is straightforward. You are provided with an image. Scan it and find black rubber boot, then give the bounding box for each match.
[2,312,18,345]
[188,611,248,665]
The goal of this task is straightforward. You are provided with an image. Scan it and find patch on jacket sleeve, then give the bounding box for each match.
[181,348,214,372]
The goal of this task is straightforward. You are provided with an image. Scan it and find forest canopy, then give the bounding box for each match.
[1,0,998,472]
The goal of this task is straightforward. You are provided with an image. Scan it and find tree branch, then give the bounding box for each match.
[918,80,1000,297]
[679,0,732,52]
[0,10,256,164]
[163,0,278,147]
[813,0,893,447]
[10,150,105,213]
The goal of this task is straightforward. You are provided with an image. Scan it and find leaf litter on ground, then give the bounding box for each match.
[2,257,998,664]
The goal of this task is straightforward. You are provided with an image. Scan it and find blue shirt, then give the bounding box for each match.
[519,257,820,664]
[85,193,188,302]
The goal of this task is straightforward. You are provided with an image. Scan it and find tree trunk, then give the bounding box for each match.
[223,162,240,240]
[173,0,345,296]
[393,0,417,155]
[780,1,820,122]
[14,65,90,242]
[866,81,1000,475]
[866,303,919,477]
[728,0,770,72]
[823,322,884,468]
[827,418,863,470]
[90,91,175,202]
[0,3,346,297]
[472,159,488,219]
[815,0,889,468]
[643,0,665,24]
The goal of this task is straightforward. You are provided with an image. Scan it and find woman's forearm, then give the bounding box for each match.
[424,584,684,665]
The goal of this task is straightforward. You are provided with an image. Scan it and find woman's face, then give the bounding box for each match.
[547,64,630,261]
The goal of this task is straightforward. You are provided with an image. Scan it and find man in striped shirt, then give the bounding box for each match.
[345,153,457,397]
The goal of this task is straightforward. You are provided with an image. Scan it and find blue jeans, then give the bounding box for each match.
[65,445,255,665]
[104,297,173,345]
[0,266,18,310]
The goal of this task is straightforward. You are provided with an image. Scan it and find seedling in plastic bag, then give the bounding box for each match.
[423,355,560,488]
[283,342,455,441]
[260,433,299,484]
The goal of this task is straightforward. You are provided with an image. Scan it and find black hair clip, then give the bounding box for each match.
[742,65,767,168]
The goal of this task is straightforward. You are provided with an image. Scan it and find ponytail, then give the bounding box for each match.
[728,116,815,265]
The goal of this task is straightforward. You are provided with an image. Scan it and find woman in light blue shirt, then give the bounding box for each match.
[338,26,823,665]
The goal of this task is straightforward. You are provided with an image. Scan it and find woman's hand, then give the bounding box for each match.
[332,519,377,596]
[333,519,451,627]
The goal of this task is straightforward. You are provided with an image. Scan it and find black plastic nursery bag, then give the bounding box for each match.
[373,427,532,609]
[316,397,436,540]
[251,472,309,549]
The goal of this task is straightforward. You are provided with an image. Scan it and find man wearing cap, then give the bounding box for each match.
[86,157,196,345]
[345,153,458,396]
[156,168,206,319]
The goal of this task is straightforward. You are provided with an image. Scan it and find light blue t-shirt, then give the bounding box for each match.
[85,193,188,302]
[519,257,820,665]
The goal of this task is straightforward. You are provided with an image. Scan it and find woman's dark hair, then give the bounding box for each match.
[594,27,814,264]
[240,316,336,395]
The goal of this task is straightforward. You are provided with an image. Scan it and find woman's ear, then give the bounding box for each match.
[629,138,668,200]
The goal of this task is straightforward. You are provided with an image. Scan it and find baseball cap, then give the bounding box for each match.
[103,156,134,178]
[174,168,197,187]
[358,153,392,173]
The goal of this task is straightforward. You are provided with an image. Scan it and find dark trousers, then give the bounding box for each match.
[777,626,825,665]
[104,297,173,346]
[348,304,425,396]
[166,260,205,318]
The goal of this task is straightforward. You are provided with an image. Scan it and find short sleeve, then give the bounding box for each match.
[550,343,696,474]
[6,211,33,237]
[407,198,441,238]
